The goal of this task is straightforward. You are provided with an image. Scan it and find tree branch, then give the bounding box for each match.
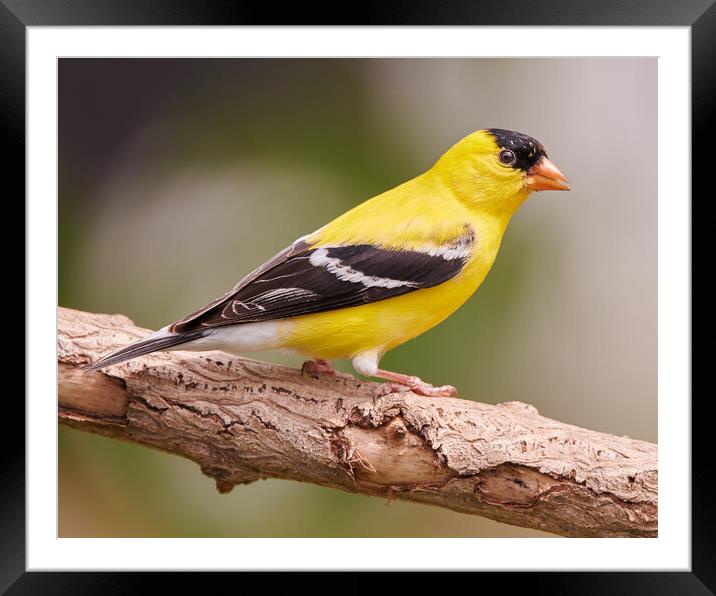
[58,306,657,537]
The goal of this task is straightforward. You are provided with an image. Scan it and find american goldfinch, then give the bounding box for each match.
[85,128,569,397]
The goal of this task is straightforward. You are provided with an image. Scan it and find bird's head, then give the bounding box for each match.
[434,128,570,215]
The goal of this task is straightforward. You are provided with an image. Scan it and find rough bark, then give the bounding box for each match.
[57,306,658,537]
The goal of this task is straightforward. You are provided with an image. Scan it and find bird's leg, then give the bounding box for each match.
[301,359,338,377]
[372,369,458,398]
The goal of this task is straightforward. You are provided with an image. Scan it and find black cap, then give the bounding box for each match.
[486,128,547,172]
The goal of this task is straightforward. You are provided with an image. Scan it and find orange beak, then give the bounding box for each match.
[525,157,570,191]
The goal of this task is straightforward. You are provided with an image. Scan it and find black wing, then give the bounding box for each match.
[171,231,474,333]
[170,239,310,332]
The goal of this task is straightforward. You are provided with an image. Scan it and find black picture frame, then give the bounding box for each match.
[8,0,709,592]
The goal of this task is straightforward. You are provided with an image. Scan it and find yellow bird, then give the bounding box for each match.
[85,128,569,397]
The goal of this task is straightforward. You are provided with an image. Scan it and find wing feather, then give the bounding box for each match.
[170,239,311,332]
[171,227,475,332]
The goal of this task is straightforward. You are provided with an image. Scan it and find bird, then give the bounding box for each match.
[84,128,570,397]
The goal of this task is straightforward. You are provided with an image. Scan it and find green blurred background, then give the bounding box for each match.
[59,58,656,537]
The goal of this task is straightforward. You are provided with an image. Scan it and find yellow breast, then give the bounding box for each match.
[279,205,509,361]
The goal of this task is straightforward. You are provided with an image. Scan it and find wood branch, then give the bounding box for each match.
[57,306,658,537]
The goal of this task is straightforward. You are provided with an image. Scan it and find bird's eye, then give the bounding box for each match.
[498,149,516,166]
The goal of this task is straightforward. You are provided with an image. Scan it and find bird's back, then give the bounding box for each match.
[305,172,472,251]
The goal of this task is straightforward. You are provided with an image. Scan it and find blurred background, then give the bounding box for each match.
[59,58,656,538]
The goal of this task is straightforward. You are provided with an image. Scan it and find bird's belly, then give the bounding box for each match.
[195,319,287,353]
[278,265,487,361]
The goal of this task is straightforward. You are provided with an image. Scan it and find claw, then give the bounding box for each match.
[373,382,412,398]
[411,382,459,397]
[301,359,358,382]
[372,371,459,398]
[301,359,336,377]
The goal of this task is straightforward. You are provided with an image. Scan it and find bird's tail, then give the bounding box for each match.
[82,326,208,372]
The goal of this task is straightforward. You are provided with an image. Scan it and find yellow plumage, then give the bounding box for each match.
[86,128,569,397]
[279,131,538,363]
[282,186,506,360]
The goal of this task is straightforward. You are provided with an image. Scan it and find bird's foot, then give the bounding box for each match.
[372,370,458,398]
[301,359,338,377]
[373,381,459,398]
[302,359,359,383]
